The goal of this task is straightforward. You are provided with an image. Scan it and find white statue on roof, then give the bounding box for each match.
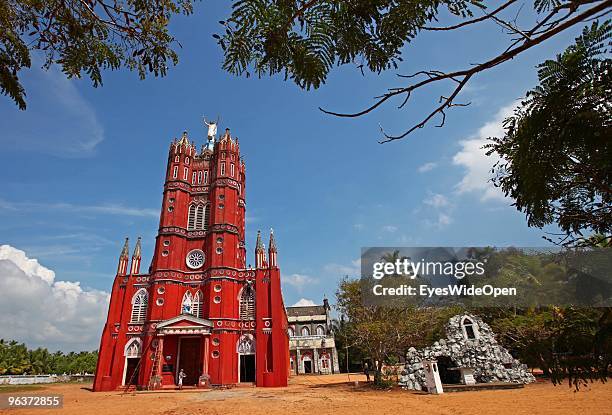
[203,117,218,141]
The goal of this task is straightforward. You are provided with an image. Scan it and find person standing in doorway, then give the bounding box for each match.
[178,369,186,390]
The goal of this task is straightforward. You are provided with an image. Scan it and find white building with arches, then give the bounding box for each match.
[286,298,340,375]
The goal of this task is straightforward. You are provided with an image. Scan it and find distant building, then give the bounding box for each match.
[287,299,340,375]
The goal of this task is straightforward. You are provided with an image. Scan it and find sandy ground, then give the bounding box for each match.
[1,374,611,415]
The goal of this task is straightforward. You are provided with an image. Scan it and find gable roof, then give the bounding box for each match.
[286,305,326,317]
[156,314,214,329]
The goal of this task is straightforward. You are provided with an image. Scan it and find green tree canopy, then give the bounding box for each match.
[487,21,611,247]
[1,0,194,109]
[217,0,611,141]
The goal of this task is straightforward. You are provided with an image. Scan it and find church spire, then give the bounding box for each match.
[130,237,142,275]
[268,229,277,267]
[117,238,129,276]
[255,230,267,268]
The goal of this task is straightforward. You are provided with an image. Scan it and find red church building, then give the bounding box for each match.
[93,128,289,391]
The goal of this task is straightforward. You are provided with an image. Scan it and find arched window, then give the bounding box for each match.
[130,289,148,323]
[288,327,294,337]
[203,205,210,231]
[124,338,142,357]
[301,326,310,336]
[461,316,478,340]
[188,204,197,230]
[187,204,210,231]
[182,291,193,314]
[239,285,255,320]
[192,291,203,318]
[316,325,325,336]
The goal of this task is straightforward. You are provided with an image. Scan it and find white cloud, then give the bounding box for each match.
[284,273,317,291]
[0,64,104,158]
[0,199,158,218]
[323,259,360,277]
[382,225,398,233]
[424,193,450,209]
[437,213,452,227]
[353,223,365,231]
[292,298,317,307]
[452,103,516,201]
[417,162,437,173]
[0,245,109,351]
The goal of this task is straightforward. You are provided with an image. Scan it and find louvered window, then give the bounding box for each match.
[130,289,148,323]
[188,204,210,231]
[239,286,255,320]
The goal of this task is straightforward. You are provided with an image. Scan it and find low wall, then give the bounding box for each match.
[0,374,94,385]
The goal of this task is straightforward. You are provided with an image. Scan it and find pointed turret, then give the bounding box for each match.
[255,230,267,268]
[117,238,129,276]
[130,237,142,275]
[268,229,277,267]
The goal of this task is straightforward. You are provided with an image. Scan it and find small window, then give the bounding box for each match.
[192,172,197,184]
[316,325,325,336]
[462,317,478,340]
[156,298,164,306]
[212,351,220,358]
[288,327,294,337]
[219,194,225,200]
[216,247,223,254]
[214,284,222,292]
[216,237,223,244]
[169,198,175,203]
[183,167,188,180]
[212,338,220,346]
[185,157,190,165]
[172,166,178,178]
[204,171,209,184]
[197,171,202,184]
[230,163,235,177]
[157,286,166,294]
[167,206,174,212]
[163,240,170,246]
[218,204,224,209]
[174,155,179,162]
[220,162,226,176]
[221,152,226,159]
[214,296,221,304]
[162,250,169,256]
[301,326,310,336]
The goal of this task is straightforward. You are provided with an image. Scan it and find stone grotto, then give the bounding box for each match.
[399,314,535,390]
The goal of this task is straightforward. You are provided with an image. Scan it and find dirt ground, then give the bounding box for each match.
[1,374,611,415]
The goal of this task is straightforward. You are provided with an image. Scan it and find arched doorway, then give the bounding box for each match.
[436,356,461,384]
[237,334,256,382]
[302,353,313,374]
[122,338,142,386]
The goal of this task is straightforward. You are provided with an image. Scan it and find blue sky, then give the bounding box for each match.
[0,2,585,349]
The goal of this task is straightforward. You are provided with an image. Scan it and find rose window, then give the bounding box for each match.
[186,249,205,269]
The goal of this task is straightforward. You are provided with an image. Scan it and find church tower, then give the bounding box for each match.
[93,125,289,391]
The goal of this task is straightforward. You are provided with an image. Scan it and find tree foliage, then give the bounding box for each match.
[1,0,194,109]
[0,339,97,375]
[217,0,481,90]
[487,21,611,247]
[335,276,460,384]
[217,0,611,141]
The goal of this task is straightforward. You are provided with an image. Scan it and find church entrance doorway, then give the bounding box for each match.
[124,358,139,386]
[239,354,256,382]
[177,337,201,386]
[237,334,256,383]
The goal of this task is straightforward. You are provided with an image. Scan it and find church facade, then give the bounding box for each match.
[93,128,289,391]
[287,299,340,375]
